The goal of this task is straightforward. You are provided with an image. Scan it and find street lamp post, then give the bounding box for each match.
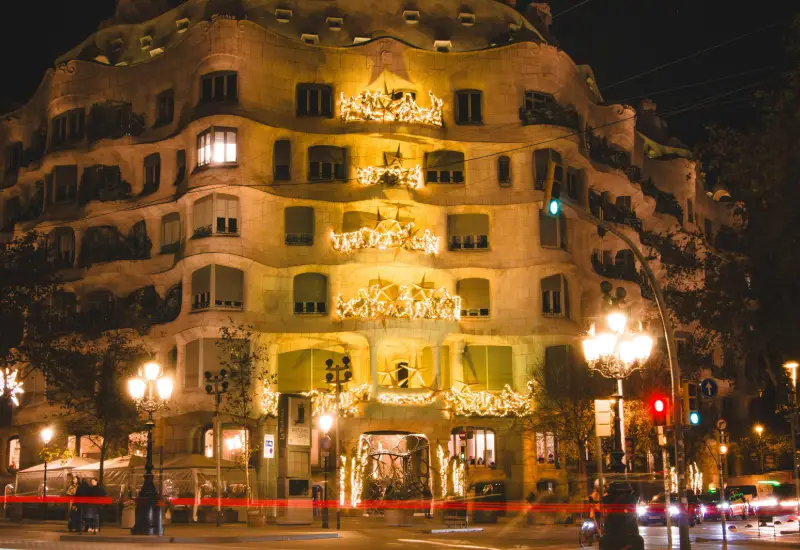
[754,424,765,473]
[40,426,53,518]
[319,414,333,529]
[784,361,800,534]
[719,439,729,550]
[204,370,229,527]
[582,283,654,473]
[325,357,352,531]
[127,361,173,536]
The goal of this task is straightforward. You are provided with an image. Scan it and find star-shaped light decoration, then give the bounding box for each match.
[2,368,24,406]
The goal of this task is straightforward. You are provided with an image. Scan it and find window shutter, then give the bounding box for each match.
[294,273,327,303]
[192,266,211,299]
[544,345,569,393]
[194,196,213,228]
[278,350,312,392]
[470,93,482,122]
[285,206,314,234]
[227,73,238,100]
[486,346,513,390]
[457,93,469,122]
[274,140,291,180]
[534,150,549,188]
[457,278,490,312]
[559,214,568,249]
[184,340,200,388]
[214,265,243,305]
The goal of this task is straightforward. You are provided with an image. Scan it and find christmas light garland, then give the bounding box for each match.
[443,385,535,417]
[377,391,435,406]
[1,369,23,406]
[437,444,448,498]
[337,281,461,322]
[355,164,424,189]
[331,220,439,255]
[340,90,444,126]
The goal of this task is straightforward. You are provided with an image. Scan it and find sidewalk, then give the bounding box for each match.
[0,518,341,544]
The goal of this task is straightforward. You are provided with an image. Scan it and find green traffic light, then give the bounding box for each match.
[548,199,559,216]
[689,411,700,425]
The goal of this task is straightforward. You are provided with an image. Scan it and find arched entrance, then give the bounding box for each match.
[358,431,431,504]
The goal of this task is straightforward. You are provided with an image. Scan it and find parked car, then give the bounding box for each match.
[700,492,748,520]
[638,493,702,527]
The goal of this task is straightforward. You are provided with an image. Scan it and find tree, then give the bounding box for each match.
[0,232,58,425]
[216,321,273,507]
[24,330,148,484]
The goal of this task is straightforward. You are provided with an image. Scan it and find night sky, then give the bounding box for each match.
[0,0,794,144]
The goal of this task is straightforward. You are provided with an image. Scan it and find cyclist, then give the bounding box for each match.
[587,480,603,536]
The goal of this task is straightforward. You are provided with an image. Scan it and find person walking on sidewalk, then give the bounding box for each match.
[82,478,105,534]
[64,474,80,532]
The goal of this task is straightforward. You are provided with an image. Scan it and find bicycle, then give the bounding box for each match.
[578,516,598,548]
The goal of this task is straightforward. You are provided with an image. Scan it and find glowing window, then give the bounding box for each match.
[196,127,237,167]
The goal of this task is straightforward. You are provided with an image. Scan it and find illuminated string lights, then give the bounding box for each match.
[437,445,448,498]
[451,459,466,496]
[304,384,371,417]
[443,385,534,417]
[377,391,435,406]
[339,453,346,506]
[356,164,424,189]
[340,90,444,126]
[337,281,461,322]
[331,219,439,255]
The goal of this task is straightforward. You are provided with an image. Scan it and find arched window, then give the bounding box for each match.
[7,436,20,471]
[541,274,569,318]
[161,212,181,253]
[497,156,511,187]
[293,273,327,315]
[47,227,75,268]
[448,427,496,467]
[191,265,244,311]
[457,278,490,317]
[203,426,247,461]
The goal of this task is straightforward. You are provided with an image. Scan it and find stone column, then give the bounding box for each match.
[369,343,379,398]
[348,348,364,386]
[449,341,465,390]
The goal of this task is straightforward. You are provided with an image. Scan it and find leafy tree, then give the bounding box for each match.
[24,330,148,484]
[0,232,58,425]
[216,321,273,506]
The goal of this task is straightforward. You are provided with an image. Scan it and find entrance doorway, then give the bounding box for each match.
[358,432,431,504]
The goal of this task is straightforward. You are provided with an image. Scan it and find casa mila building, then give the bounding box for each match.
[0,0,738,510]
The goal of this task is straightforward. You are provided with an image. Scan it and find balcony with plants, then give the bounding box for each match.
[591,251,638,282]
[519,93,580,130]
[79,165,132,204]
[87,101,145,143]
[588,131,631,171]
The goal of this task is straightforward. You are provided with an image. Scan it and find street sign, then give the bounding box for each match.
[717,418,727,431]
[263,434,275,459]
[700,378,718,399]
[595,399,612,437]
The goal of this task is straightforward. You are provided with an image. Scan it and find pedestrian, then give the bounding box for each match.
[64,474,80,532]
[75,477,90,534]
[83,477,106,534]
[422,485,433,519]
[526,491,536,526]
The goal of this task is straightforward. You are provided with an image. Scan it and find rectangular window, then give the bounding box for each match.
[200,72,238,102]
[214,195,239,234]
[196,127,237,167]
[539,212,567,250]
[534,149,563,190]
[542,274,569,317]
[524,91,555,111]
[50,109,85,148]
[274,139,291,181]
[462,346,512,390]
[498,156,511,186]
[48,165,78,204]
[566,168,583,202]
[704,218,713,240]
[426,151,465,184]
[285,206,314,246]
[155,89,174,125]
[448,214,489,251]
[161,213,181,250]
[296,84,333,117]
[455,90,482,124]
[308,146,346,182]
[143,153,160,194]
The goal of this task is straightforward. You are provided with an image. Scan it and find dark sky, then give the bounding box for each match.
[0,0,795,144]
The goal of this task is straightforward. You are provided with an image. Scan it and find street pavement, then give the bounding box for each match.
[0,515,798,549]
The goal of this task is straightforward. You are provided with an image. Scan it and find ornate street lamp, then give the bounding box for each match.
[127,361,173,536]
[754,424,765,473]
[582,284,653,473]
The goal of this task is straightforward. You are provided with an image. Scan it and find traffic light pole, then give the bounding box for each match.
[562,199,691,550]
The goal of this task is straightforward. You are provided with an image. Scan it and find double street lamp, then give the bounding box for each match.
[318,414,333,529]
[127,361,173,536]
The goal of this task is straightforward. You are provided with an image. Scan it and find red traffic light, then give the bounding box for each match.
[651,396,668,426]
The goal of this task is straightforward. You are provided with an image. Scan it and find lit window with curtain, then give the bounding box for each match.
[541,274,569,317]
[204,427,247,460]
[457,278,490,317]
[462,345,513,390]
[191,265,244,311]
[196,127,237,167]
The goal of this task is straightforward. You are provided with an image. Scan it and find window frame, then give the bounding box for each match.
[50,108,85,149]
[448,213,490,251]
[539,211,568,250]
[192,193,240,237]
[296,84,334,118]
[523,90,555,111]
[273,139,292,181]
[541,274,569,318]
[190,264,245,311]
[307,145,346,182]
[457,278,491,318]
[293,273,328,315]
[425,151,465,184]
[199,71,238,103]
[7,436,20,472]
[497,156,511,187]
[155,89,175,126]
[160,212,182,253]
[143,153,161,194]
[196,126,238,168]
[284,206,314,246]
[455,90,483,125]
[449,427,496,467]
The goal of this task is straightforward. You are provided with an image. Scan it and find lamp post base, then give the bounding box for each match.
[131,475,162,536]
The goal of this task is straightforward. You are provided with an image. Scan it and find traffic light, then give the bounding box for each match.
[543,160,561,216]
[683,382,700,425]
[651,396,668,426]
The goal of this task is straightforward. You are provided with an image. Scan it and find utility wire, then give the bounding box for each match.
[603,21,780,91]
[553,0,597,19]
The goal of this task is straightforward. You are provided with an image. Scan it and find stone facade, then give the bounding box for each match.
[0,0,733,504]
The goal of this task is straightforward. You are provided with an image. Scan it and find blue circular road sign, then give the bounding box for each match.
[700,378,718,399]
